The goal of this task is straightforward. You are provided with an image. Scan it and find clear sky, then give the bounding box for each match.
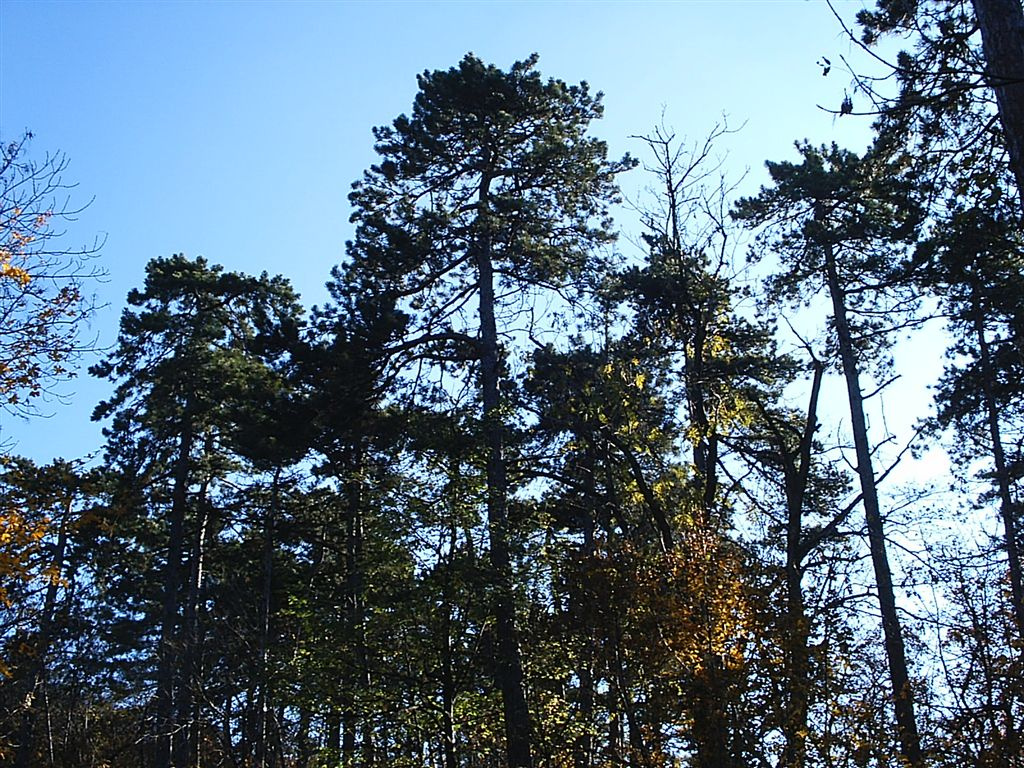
[1,0,908,464]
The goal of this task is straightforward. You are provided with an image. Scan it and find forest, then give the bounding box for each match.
[1,2,1023,767]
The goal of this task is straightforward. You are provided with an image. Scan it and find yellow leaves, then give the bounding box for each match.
[1,138,99,414]
[604,358,646,389]
[41,564,65,587]
[652,535,755,675]
[1,257,32,286]
[570,532,755,686]
[0,509,48,608]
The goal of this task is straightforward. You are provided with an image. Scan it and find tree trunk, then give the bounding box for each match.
[972,0,1024,213]
[343,448,375,766]
[781,561,811,768]
[156,409,195,768]
[255,469,279,768]
[969,280,1024,642]
[780,361,823,768]
[441,628,457,768]
[476,169,534,768]
[441,514,459,768]
[326,711,341,763]
[684,308,719,521]
[574,469,597,768]
[821,226,923,767]
[296,708,311,768]
[691,657,733,768]
[15,495,72,768]
[178,466,213,768]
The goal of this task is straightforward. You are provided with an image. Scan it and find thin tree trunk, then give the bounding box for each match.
[608,612,652,767]
[780,361,823,768]
[342,447,375,766]
[972,0,1024,213]
[691,657,732,768]
[574,465,597,768]
[821,226,923,767]
[682,306,733,768]
[685,310,719,520]
[42,684,54,767]
[296,709,311,768]
[255,468,279,768]
[222,691,233,765]
[178,470,213,768]
[342,704,356,764]
[441,515,459,768]
[607,675,624,764]
[476,168,533,768]
[441,629,457,768]
[327,711,341,763]
[782,564,811,768]
[14,495,72,768]
[969,281,1024,642]
[156,409,195,768]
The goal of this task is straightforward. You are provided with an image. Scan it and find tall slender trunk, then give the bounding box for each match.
[441,616,457,768]
[969,280,1024,642]
[42,684,54,767]
[352,455,376,765]
[574,456,597,768]
[221,691,233,764]
[156,408,195,768]
[684,310,719,520]
[608,611,652,767]
[296,709,311,768]
[691,657,732,768]
[821,224,923,767]
[476,169,533,767]
[781,567,811,768]
[972,0,1024,214]
[178,468,213,768]
[255,468,279,768]
[680,298,733,767]
[15,495,72,768]
[441,511,459,768]
[326,712,341,765]
[340,446,374,766]
[780,361,823,768]
[607,673,624,763]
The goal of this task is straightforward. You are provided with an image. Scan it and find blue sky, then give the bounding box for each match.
[1,0,891,462]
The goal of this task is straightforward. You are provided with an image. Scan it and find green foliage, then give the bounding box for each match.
[12,48,1024,768]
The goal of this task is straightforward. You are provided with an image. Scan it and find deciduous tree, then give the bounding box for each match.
[0,133,101,417]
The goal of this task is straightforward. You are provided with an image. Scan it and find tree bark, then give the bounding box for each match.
[973,0,1024,213]
[441,513,459,768]
[574,456,597,768]
[476,168,534,768]
[15,495,72,768]
[343,448,376,766]
[255,468,279,768]
[177,472,212,768]
[156,407,195,768]
[969,280,1024,642]
[776,360,825,768]
[820,222,923,768]
[684,307,720,521]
